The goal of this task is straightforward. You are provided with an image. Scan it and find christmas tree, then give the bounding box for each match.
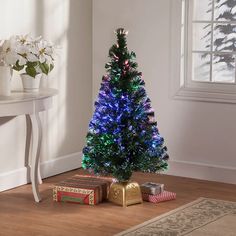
[82,28,169,182]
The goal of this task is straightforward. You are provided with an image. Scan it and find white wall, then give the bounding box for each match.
[0,0,92,190]
[93,0,236,184]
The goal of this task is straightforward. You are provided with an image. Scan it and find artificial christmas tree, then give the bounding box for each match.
[82,28,169,206]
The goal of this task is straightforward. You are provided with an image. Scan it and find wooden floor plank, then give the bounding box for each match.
[0,169,235,236]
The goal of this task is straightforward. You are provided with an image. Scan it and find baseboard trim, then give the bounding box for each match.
[0,151,82,192]
[1,155,235,192]
[40,152,82,179]
[165,160,236,185]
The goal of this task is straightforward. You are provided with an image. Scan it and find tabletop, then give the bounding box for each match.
[0,88,58,117]
[0,88,58,104]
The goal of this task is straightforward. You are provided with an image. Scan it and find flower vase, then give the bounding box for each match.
[20,73,42,92]
[0,66,12,96]
[40,74,49,88]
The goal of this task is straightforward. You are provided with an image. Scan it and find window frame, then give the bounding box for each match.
[170,0,236,104]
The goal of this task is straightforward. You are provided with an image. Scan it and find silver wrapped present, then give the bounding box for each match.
[140,182,164,195]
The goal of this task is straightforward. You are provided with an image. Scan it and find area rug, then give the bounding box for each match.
[116,198,236,236]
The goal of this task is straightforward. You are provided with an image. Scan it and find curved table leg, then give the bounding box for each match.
[25,115,32,183]
[29,113,42,202]
[26,115,43,185]
[38,165,43,184]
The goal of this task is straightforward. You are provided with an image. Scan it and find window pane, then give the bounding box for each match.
[212,54,235,82]
[192,53,211,81]
[193,0,212,21]
[213,23,236,51]
[215,0,236,21]
[193,23,212,51]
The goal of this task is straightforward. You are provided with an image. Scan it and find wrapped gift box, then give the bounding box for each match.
[140,182,164,195]
[53,175,113,204]
[53,187,98,205]
[74,174,116,184]
[142,191,176,203]
[53,183,101,205]
[62,178,110,201]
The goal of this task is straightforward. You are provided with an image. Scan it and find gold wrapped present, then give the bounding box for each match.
[108,181,143,207]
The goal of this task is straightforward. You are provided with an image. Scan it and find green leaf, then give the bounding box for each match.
[39,62,49,75]
[49,64,54,72]
[12,60,24,71]
[26,66,37,78]
[27,61,38,67]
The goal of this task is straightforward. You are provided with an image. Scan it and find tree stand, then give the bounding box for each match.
[108,181,143,207]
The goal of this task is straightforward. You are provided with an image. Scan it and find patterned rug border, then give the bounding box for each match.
[115,197,236,236]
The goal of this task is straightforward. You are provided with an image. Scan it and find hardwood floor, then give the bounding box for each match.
[0,169,235,236]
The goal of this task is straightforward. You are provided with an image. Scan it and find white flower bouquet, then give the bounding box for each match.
[0,35,56,78]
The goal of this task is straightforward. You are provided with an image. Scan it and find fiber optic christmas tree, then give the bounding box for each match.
[82,28,169,182]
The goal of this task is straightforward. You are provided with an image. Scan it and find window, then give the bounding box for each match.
[171,0,236,103]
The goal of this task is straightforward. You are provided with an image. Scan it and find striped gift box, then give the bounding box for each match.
[53,175,112,205]
[53,183,101,205]
[142,191,176,203]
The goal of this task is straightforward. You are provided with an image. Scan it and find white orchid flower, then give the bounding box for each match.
[33,36,42,43]
[15,34,33,45]
[16,44,38,65]
[0,37,18,65]
[1,34,57,74]
[36,40,54,63]
[46,40,58,59]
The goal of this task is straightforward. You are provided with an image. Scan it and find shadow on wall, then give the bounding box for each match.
[34,0,92,160]
[37,0,93,159]
[0,117,15,125]
[56,0,92,155]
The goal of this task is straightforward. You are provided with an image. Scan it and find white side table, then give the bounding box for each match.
[0,88,58,202]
